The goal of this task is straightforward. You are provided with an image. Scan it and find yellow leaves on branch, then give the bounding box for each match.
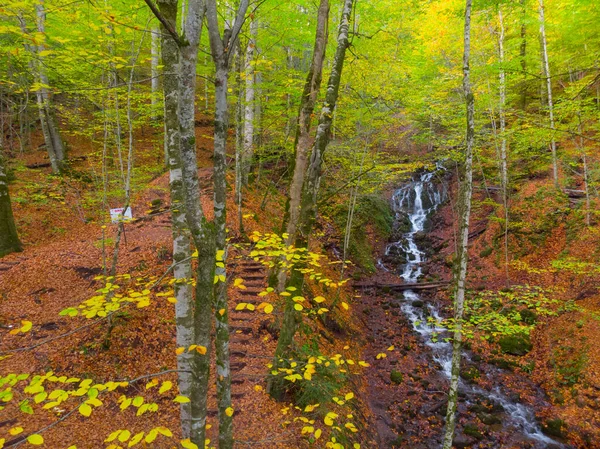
[225,406,234,417]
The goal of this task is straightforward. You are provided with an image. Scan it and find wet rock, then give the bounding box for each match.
[412,300,424,308]
[460,366,480,383]
[463,423,483,440]
[478,412,502,425]
[453,433,476,448]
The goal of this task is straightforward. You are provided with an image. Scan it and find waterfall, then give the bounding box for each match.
[385,168,563,448]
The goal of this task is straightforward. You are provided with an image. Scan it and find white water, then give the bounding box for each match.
[386,169,561,448]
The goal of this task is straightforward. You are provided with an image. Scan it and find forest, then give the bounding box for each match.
[0,0,599,448]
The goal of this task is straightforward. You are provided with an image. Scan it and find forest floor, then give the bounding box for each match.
[2,118,600,449]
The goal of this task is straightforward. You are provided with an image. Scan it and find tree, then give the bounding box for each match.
[539,0,558,188]
[270,0,354,399]
[0,153,22,257]
[442,0,475,447]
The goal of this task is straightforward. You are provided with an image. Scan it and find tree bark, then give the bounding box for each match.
[539,0,559,188]
[442,0,474,447]
[0,153,22,257]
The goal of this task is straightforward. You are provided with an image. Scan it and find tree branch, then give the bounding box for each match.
[143,0,186,47]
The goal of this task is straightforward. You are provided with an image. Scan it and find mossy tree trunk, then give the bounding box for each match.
[270,0,353,400]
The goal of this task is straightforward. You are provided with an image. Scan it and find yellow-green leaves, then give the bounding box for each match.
[181,439,199,449]
[27,435,44,445]
[158,381,172,394]
[9,320,32,335]
[174,395,190,403]
[225,406,234,417]
[79,402,92,417]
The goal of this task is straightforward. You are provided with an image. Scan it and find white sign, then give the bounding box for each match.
[110,207,133,223]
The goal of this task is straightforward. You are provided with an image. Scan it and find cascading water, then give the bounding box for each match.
[385,168,563,448]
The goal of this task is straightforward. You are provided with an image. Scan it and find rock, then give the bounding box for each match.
[463,423,483,440]
[575,396,587,408]
[453,433,476,448]
[412,300,424,308]
[478,412,502,425]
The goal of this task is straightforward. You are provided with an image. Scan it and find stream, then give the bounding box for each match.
[380,168,564,448]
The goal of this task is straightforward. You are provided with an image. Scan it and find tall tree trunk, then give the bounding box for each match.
[0,153,22,257]
[241,18,257,187]
[539,0,558,188]
[270,0,353,398]
[519,0,528,110]
[35,1,66,172]
[442,0,475,447]
[151,27,160,121]
[177,0,214,445]
[156,0,195,439]
[283,0,329,246]
[235,46,244,233]
[498,8,510,286]
[205,2,249,446]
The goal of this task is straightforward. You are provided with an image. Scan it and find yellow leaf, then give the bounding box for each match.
[376,353,387,359]
[218,308,226,316]
[27,435,44,445]
[341,302,349,310]
[118,429,131,442]
[144,430,158,443]
[387,345,395,351]
[155,427,172,437]
[254,385,263,392]
[314,428,322,439]
[174,395,190,403]
[167,297,177,304]
[359,361,370,367]
[159,381,173,394]
[294,303,303,311]
[181,439,199,449]
[314,296,326,303]
[235,303,247,311]
[225,407,234,417]
[195,346,207,355]
[79,403,92,417]
[263,304,274,314]
[9,427,23,436]
[128,432,144,447]
[345,392,354,400]
[176,347,185,355]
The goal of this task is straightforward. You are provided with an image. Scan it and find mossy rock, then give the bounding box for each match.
[519,309,537,325]
[463,424,483,440]
[499,334,532,356]
[460,366,480,382]
[479,247,493,258]
[390,370,403,384]
[542,419,566,438]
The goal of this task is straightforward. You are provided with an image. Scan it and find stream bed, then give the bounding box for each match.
[364,168,567,448]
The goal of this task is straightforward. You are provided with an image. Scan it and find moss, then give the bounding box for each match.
[542,419,566,438]
[519,308,537,325]
[463,424,483,439]
[498,334,532,356]
[390,370,403,384]
[479,246,493,258]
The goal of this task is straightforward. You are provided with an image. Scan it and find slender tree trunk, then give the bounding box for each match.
[498,8,510,286]
[205,2,249,446]
[442,0,475,447]
[271,0,353,397]
[36,1,66,171]
[577,115,591,226]
[0,153,22,257]
[283,0,329,246]
[519,0,528,110]
[151,27,160,121]
[156,0,195,439]
[241,18,257,187]
[539,0,558,188]
[235,47,244,233]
